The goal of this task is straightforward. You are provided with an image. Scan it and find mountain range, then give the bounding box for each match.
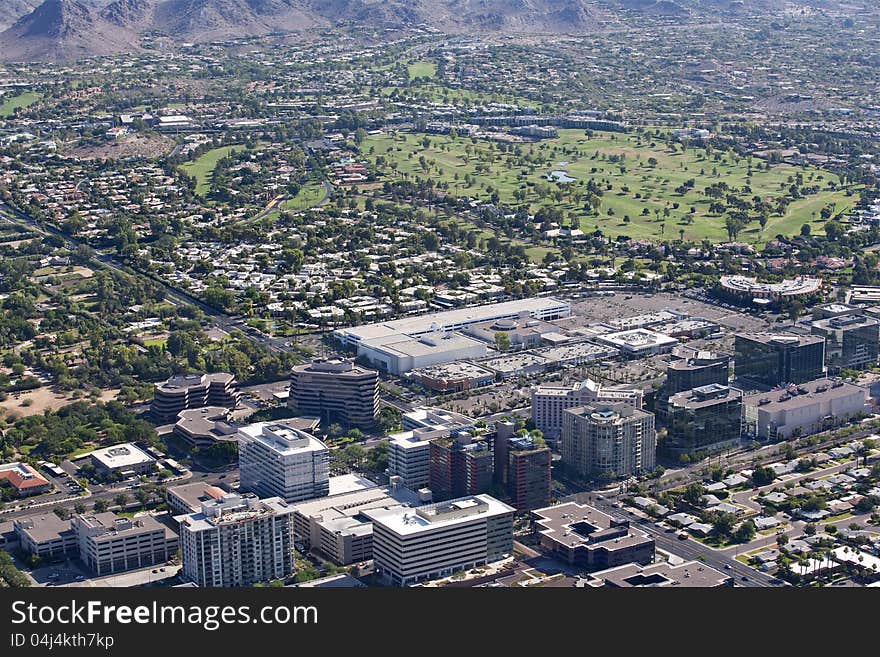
[0,0,861,63]
[0,0,613,62]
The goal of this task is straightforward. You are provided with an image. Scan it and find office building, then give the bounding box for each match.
[0,462,51,497]
[166,482,228,516]
[177,493,295,587]
[238,422,329,503]
[719,275,822,305]
[532,503,655,571]
[88,443,155,477]
[72,513,178,576]
[364,494,515,586]
[743,378,869,441]
[665,350,730,394]
[401,406,476,432]
[586,560,733,587]
[14,514,77,560]
[596,329,678,357]
[152,373,239,421]
[494,430,551,510]
[289,359,379,429]
[665,384,743,455]
[531,379,643,442]
[387,428,445,490]
[734,333,825,387]
[290,479,422,565]
[429,432,494,501]
[561,403,656,480]
[172,407,238,449]
[811,314,880,373]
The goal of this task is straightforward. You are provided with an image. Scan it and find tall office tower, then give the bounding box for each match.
[810,314,880,373]
[290,359,379,429]
[531,379,643,442]
[152,372,239,421]
[429,432,494,501]
[238,421,329,503]
[177,493,295,587]
[364,494,515,586]
[561,402,656,480]
[734,334,825,387]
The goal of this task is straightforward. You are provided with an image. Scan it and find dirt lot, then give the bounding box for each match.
[0,387,120,420]
[69,133,174,160]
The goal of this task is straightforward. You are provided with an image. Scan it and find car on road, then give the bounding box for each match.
[677,532,689,540]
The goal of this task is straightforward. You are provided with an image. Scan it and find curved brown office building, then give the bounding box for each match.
[290,359,379,430]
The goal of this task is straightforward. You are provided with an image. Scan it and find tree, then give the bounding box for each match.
[114,493,129,509]
[73,502,86,515]
[751,466,776,487]
[734,521,756,543]
[800,223,811,237]
[93,499,109,513]
[494,332,511,352]
[376,406,402,434]
[683,482,706,506]
[823,220,844,241]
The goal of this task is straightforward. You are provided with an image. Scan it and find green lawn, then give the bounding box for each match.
[281,182,326,211]
[179,145,243,196]
[363,129,860,245]
[0,91,39,118]
[407,61,437,80]
[141,337,167,348]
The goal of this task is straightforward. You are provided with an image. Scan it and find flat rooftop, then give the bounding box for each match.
[328,474,379,497]
[291,482,421,521]
[589,560,732,587]
[176,493,292,531]
[157,372,233,391]
[167,482,227,513]
[597,328,678,350]
[292,359,376,377]
[364,494,514,536]
[736,332,824,347]
[174,407,237,440]
[532,502,651,549]
[237,421,327,456]
[88,443,155,469]
[669,384,742,409]
[370,331,486,358]
[335,298,570,342]
[75,512,166,538]
[743,378,866,411]
[14,513,73,543]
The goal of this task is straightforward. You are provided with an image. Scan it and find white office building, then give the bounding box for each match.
[177,493,295,587]
[387,429,436,490]
[532,379,644,441]
[238,422,329,503]
[364,494,515,586]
